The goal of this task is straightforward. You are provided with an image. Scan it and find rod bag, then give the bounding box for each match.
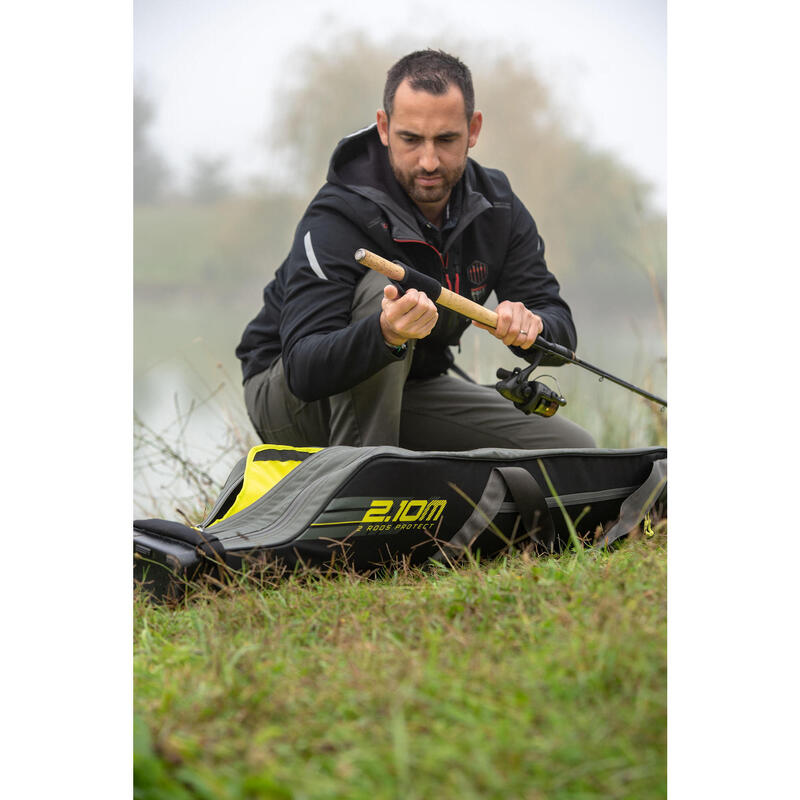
[134,444,667,600]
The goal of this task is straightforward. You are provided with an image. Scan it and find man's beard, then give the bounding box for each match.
[387,145,468,208]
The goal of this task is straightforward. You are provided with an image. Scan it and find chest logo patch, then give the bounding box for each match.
[467,260,489,302]
[467,261,488,284]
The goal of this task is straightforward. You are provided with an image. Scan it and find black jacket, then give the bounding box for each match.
[236,124,577,401]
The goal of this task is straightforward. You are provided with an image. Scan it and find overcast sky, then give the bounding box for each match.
[134,0,666,210]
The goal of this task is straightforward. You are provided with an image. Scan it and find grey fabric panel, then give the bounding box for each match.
[206,446,374,548]
[199,455,249,528]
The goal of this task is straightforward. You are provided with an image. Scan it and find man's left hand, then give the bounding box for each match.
[473,300,543,349]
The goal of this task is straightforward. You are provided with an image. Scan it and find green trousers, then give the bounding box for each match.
[243,272,596,450]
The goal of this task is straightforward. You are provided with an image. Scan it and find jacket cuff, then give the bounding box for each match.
[373,312,408,361]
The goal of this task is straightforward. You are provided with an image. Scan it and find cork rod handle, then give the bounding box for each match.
[353,248,406,282]
[354,248,498,329]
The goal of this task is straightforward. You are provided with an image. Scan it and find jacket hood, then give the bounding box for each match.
[327,124,420,230]
[326,123,386,187]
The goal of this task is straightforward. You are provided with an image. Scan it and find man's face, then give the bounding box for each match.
[377,79,482,220]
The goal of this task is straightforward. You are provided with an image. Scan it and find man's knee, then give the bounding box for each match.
[529,411,596,449]
[351,270,390,321]
[556,420,596,449]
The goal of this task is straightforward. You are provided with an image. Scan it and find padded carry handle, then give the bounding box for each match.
[434,466,555,562]
[133,518,226,561]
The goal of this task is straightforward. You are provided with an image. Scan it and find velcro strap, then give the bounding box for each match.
[392,260,443,300]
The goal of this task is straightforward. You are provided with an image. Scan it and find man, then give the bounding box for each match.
[236,49,595,450]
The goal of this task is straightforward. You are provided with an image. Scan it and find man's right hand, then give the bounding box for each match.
[380,285,439,347]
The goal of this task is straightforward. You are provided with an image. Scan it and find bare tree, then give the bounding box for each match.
[188,155,232,204]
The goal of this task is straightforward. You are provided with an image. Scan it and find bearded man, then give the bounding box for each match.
[236,49,595,450]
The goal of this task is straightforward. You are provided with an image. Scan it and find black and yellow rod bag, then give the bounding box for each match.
[134,444,667,601]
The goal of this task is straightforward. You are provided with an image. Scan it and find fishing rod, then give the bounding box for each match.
[354,248,667,415]
[498,338,667,407]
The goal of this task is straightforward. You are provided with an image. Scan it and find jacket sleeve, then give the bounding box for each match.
[279,203,404,401]
[494,195,578,365]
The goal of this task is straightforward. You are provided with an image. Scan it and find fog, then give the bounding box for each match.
[134,0,666,209]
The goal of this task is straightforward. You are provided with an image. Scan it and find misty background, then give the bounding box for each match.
[133,0,667,517]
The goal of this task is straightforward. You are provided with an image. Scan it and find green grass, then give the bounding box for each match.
[134,529,666,799]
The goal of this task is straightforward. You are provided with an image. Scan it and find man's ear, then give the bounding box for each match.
[376,109,389,146]
[468,111,483,148]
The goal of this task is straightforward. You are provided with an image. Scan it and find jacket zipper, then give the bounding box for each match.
[392,237,461,317]
[393,237,447,270]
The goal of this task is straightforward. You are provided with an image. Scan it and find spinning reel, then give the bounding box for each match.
[495,364,567,418]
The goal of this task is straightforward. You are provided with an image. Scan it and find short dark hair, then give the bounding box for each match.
[383,49,475,121]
